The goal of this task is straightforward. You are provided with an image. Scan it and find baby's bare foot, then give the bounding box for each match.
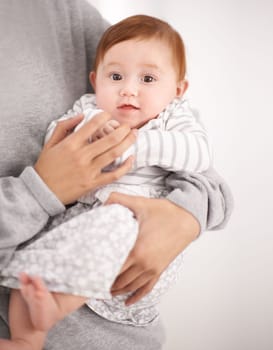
[19,273,60,331]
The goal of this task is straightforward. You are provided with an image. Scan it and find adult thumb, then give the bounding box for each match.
[106,192,141,214]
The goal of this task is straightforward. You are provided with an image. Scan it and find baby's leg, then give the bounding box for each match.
[19,273,88,331]
[0,288,46,350]
[0,275,88,350]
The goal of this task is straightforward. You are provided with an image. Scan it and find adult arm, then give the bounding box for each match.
[109,167,233,304]
[166,168,233,231]
[0,115,135,271]
[0,169,65,269]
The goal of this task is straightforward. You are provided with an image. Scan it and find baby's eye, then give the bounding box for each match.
[142,75,156,83]
[110,73,122,81]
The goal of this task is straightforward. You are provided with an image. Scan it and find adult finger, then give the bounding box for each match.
[106,192,143,216]
[125,279,158,306]
[46,115,84,148]
[86,124,133,159]
[111,271,152,296]
[94,156,134,188]
[89,130,136,170]
[72,111,112,145]
[111,265,142,292]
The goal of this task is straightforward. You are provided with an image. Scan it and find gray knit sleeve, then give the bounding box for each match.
[166,168,233,233]
[0,167,65,269]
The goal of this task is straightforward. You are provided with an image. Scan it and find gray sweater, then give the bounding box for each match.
[0,1,232,348]
[0,0,109,267]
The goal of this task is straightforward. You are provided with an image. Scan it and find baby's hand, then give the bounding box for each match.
[93,119,121,140]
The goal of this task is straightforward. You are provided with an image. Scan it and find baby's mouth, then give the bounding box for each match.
[118,104,139,110]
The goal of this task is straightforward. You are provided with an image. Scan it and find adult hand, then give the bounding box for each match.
[107,193,200,305]
[34,113,136,204]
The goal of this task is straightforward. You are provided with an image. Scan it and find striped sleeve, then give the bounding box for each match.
[118,98,212,172]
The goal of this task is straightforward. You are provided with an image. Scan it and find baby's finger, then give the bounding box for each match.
[104,120,120,134]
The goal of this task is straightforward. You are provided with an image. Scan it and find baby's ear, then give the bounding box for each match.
[176,80,188,97]
[89,71,96,91]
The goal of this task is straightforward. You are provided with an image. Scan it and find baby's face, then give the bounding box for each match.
[91,38,184,129]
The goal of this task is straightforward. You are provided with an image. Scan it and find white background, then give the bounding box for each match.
[88,1,273,349]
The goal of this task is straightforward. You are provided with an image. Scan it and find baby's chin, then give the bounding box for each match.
[111,110,157,129]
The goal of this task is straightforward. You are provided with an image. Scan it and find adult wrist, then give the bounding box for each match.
[20,166,65,216]
[167,189,203,235]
